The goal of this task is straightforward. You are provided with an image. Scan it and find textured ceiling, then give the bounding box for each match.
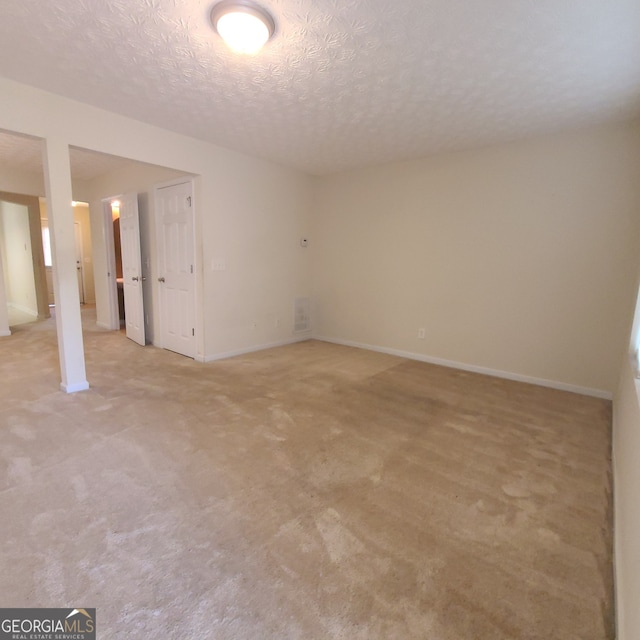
[0,0,639,175]
[0,131,136,181]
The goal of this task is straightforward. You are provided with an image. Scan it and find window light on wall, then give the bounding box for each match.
[41,226,52,267]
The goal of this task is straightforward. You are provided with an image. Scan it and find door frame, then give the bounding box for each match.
[101,195,121,331]
[119,192,146,346]
[153,177,198,357]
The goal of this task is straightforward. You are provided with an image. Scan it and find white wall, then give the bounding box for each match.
[0,200,38,316]
[0,163,43,197]
[0,77,313,361]
[203,155,312,357]
[312,120,640,396]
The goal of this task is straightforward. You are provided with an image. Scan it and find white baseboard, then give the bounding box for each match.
[60,380,90,393]
[9,302,38,317]
[0,329,11,337]
[203,335,311,363]
[95,321,112,330]
[313,335,612,400]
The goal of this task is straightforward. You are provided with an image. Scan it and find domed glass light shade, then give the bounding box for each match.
[211,1,276,54]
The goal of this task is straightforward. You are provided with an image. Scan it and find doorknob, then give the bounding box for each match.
[132,276,139,282]
[142,277,147,282]
[158,277,165,283]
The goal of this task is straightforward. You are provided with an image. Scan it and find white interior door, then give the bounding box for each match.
[155,180,195,358]
[119,193,145,346]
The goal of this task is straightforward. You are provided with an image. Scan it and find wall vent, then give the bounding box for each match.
[294,297,311,333]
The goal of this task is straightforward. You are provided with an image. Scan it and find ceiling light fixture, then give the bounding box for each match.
[211,0,275,55]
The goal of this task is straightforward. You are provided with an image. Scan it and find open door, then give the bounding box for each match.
[119,193,145,346]
[155,180,195,358]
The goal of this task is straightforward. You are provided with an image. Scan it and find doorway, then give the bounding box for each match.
[111,200,125,326]
[103,194,146,346]
[0,192,50,327]
[40,200,95,310]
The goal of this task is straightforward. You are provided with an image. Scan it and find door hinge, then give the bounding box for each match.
[190,264,193,274]
[186,196,192,207]
[192,328,195,336]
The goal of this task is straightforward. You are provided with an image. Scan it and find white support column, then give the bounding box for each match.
[42,137,89,393]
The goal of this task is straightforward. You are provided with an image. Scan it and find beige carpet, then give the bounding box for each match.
[0,309,614,639]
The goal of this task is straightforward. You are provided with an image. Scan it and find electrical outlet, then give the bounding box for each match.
[418,328,425,339]
[211,258,226,271]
